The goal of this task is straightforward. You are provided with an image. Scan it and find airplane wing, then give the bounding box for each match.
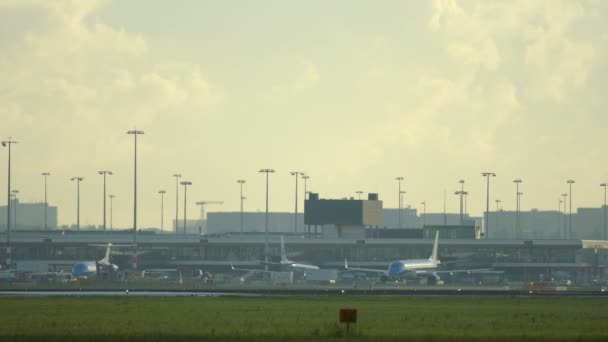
[230,263,274,274]
[344,259,385,274]
[433,268,496,275]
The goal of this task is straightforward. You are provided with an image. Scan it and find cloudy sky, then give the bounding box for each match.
[1,0,607,229]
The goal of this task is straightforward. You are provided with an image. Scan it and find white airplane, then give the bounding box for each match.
[276,236,319,270]
[345,231,488,284]
[231,236,318,273]
[72,243,131,279]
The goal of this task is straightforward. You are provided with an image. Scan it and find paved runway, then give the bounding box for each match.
[0,288,607,297]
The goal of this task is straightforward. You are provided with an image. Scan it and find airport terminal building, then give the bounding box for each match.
[1,195,607,285]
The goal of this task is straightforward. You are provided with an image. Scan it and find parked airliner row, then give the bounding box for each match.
[345,232,491,283]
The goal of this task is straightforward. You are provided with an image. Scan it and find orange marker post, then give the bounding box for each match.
[339,308,357,336]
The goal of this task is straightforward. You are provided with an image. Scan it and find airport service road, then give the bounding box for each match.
[0,288,607,297]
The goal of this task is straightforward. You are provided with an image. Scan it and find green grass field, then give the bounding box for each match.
[0,295,606,341]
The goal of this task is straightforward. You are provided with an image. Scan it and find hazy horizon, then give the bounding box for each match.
[2,0,608,228]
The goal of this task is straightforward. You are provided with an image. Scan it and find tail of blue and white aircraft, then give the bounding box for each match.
[428,231,440,266]
[280,236,290,264]
[89,243,114,266]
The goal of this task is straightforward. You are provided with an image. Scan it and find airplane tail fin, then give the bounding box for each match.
[280,236,288,263]
[429,231,439,264]
[100,243,112,265]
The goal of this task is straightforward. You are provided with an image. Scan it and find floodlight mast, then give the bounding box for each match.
[127,129,143,270]
[290,171,305,233]
[158,190,166,232]
[567,180,575,239]
[237,180,246,234]
[41,172,50,230]
[395,177,404,228]
[180,181,192,234]
[2,137,17,269]
[482,172,496,239]
[259,169,275,271]
[70,177,84,232]
[173,174,182,234]
[98,171,113,231]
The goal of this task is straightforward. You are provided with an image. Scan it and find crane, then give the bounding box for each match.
[195,201,223,234]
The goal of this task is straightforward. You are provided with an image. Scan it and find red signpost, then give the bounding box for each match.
[339,308,357,336]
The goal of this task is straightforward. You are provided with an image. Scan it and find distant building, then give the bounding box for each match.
[0,200,57,230]
[206,213,304,235]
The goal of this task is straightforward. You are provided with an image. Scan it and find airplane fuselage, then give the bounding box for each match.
[386,259,439,280]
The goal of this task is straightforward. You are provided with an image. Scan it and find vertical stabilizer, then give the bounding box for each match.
[100,243,112,265]
[280,236,289,263]
[429,231,439,264]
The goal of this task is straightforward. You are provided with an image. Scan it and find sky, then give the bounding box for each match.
[1,0,608,229]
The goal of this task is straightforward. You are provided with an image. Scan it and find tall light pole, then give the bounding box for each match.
[158,190,166,232]
[495,199,501,236]
[259,169,275,271]
[356,191,364,200]
[173,174,181,234]
[396,177,404,228]
[98,171,113,231]
[41,172,50,230]
[513,179,522,239]
[11,190,18,230]
[290,171,304,233]
[561,193,568,239]
[517,192,524,239]
[302,175,310,237]
[567,179,575,239]
[463,191,469,219]
[109,194,115,231]
[180,181,192,234]
[482,172,496,239]
[601,183,607,240]
[237,180,246,234]
[2,137,17,269]
[70,177,84,231]
[458,180,465,224]
[126,129,143,258]
[420,201,426,227]
[400,190,406,225]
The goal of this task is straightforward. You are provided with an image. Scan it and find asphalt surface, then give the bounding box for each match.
[0,288,607,296]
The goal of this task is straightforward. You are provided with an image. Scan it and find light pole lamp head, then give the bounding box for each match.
[514,179,522,183]
[98,170,113,175]
[42,172,50,176]
[180,181,192,186]
[567,179,575,184]
[482,172,496,177]
[237,179,246,184]
[601,183,608,187]
[173,174,182,178]
[126,130,144,135]
[158,190,166,194]
[109,194,115,199]
[459,179,464,184]
[259,169,275,173]
[302,175,310,180]
[70,177,84,182]
[395,176,404,181]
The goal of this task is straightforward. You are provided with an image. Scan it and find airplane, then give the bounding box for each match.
[275,236,319,270]
[72,243,131,279]
[345,231,489,284]
[231,236,318,273]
